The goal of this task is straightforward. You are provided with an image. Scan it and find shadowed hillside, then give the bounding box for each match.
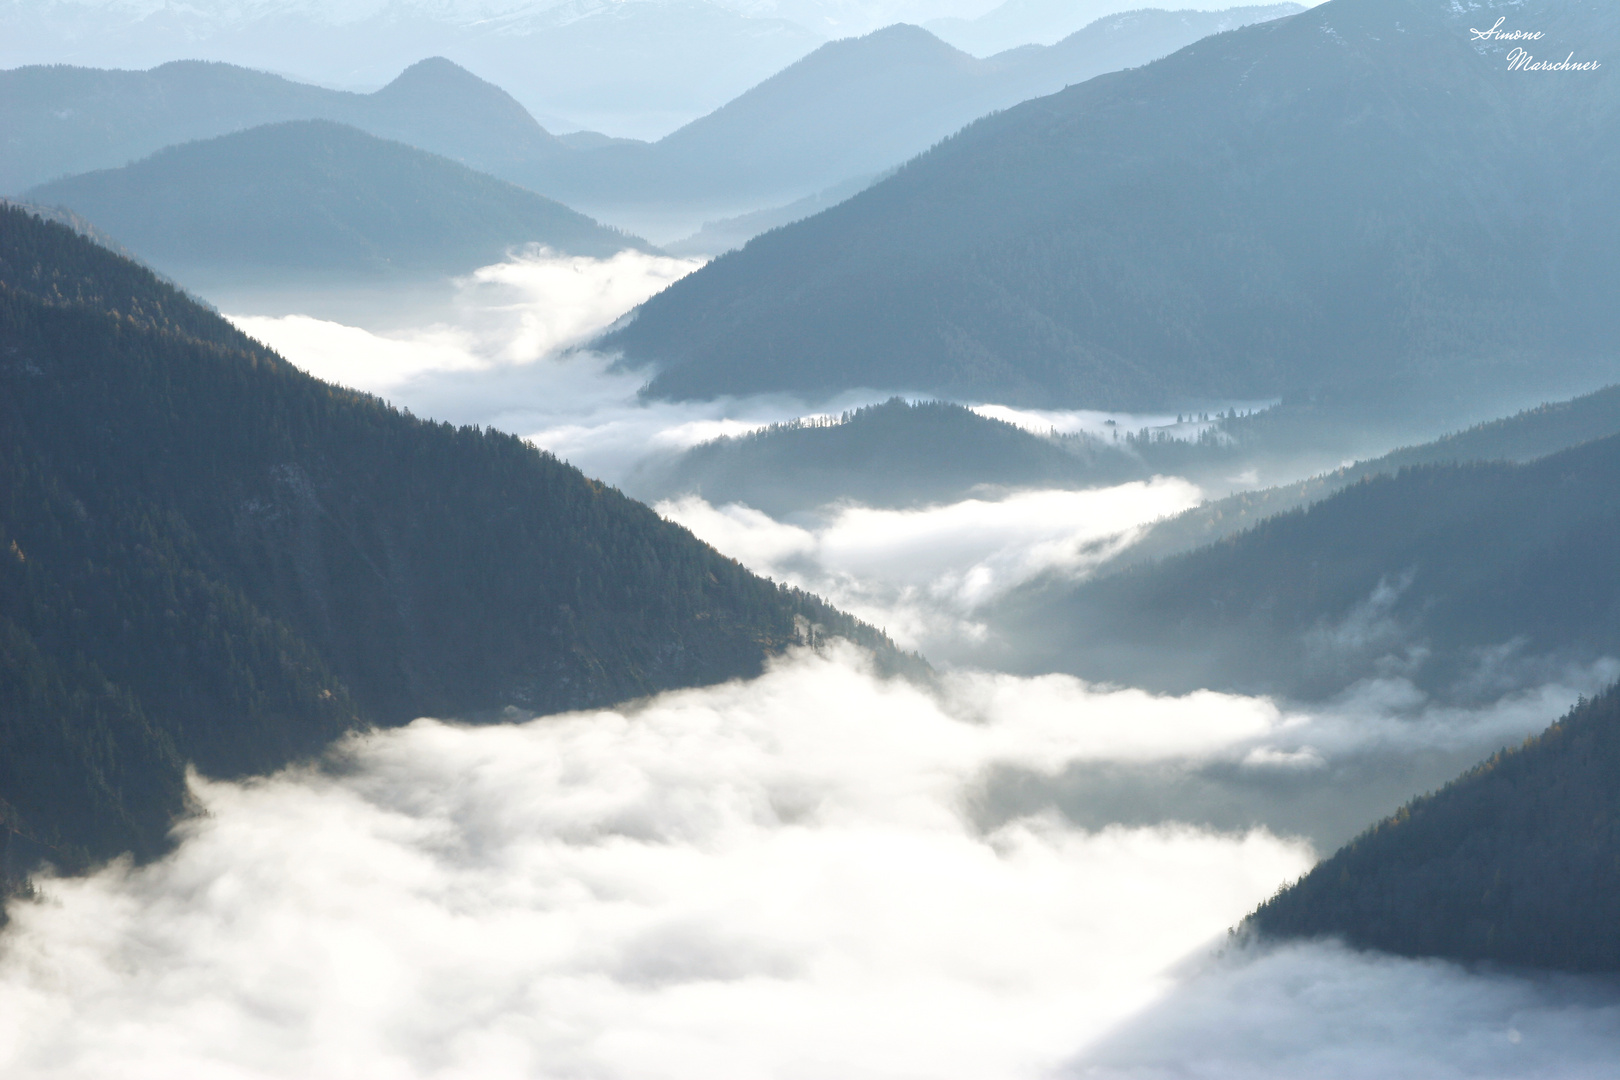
[993,431,1620,700]
[0,57,569,195]
[1250,686,1620,971]
[0,204,911,874]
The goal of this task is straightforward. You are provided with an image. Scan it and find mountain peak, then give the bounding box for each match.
[372,56,553,137]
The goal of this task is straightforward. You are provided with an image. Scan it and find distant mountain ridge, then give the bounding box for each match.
[6,7,1305,245]
[0,0,825,140]
[24,120,650,286]
[928,0,1160,54]
[521,7,1304,224]
[0,57,569,195]
[602,0,1620,410]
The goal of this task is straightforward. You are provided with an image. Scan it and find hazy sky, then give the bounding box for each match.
[2,0,1301,34]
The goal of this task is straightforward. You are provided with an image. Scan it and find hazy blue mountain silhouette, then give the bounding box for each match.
[602,0,1620,410]
[0,57,569,195]
[25,120,648,286]
[533,7,1301,217]
[6,10,1300,237]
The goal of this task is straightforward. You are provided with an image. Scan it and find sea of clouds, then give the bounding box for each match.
[5,246,1606,1077]
[230,249,1207,657]
[0,646,1309,1078]
[3,645,1616,1078]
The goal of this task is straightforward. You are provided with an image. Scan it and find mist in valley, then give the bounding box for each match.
[3,642,1615,1078]
[0,235,1581,1074]
[8,0,1620,1074]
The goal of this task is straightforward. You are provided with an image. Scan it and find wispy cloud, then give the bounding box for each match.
[657,480,1202,654]
[230,246,704,393]
[227,247,905,484]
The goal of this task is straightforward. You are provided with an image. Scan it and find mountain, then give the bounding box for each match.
[0,203,911,877]
[928,0,1151,54]
[929,2,1301,59]
[24,120,648,288]
[0,0,825,142]
[1119,383,1620,570]
[6,9,1298,243]
[1249,685,1620,972]
[991,430,1620,701]
[628,398,1155,513]
[0,57,569,196]
[641,378,1620,521]
[602,0,1620,411]
[531,8,1301,230]
[664,173,885,257]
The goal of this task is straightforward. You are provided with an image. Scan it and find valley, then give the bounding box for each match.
[3,0,1620,1076]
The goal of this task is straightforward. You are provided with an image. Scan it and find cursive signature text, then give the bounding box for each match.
[1506,47,1601,71]
[1470,17,1543,41]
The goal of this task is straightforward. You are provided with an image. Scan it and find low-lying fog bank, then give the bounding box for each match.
[3,645,1615,1077]
[1066,939,1620,1079]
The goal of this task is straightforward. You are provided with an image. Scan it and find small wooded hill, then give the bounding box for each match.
[0,204,907,875]
[993,430,1620,701]
[25,120,645,284]
[1250,686,1620,971]
[630,398,1151,514]
[0,57,569,196]
[604,0,1620,408]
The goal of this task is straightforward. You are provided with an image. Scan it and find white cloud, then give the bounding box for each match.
[229,312,488,390]
[971,401,1274,444]
[230,247,704,395]
[226,248,909,485]
[657,480,1201,653]
[0,645,1311,1080]
[1069,939,1620,1079]
[4,648,1602,1079]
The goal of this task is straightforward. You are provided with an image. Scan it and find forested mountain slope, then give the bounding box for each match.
[1250,686,1620,971]
[25,121,647,286]
[993,431,1620,700]
[1122,383,1620,569]
[604,0,1620,408]
[0,205,905,875]
[0,57,569,196]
